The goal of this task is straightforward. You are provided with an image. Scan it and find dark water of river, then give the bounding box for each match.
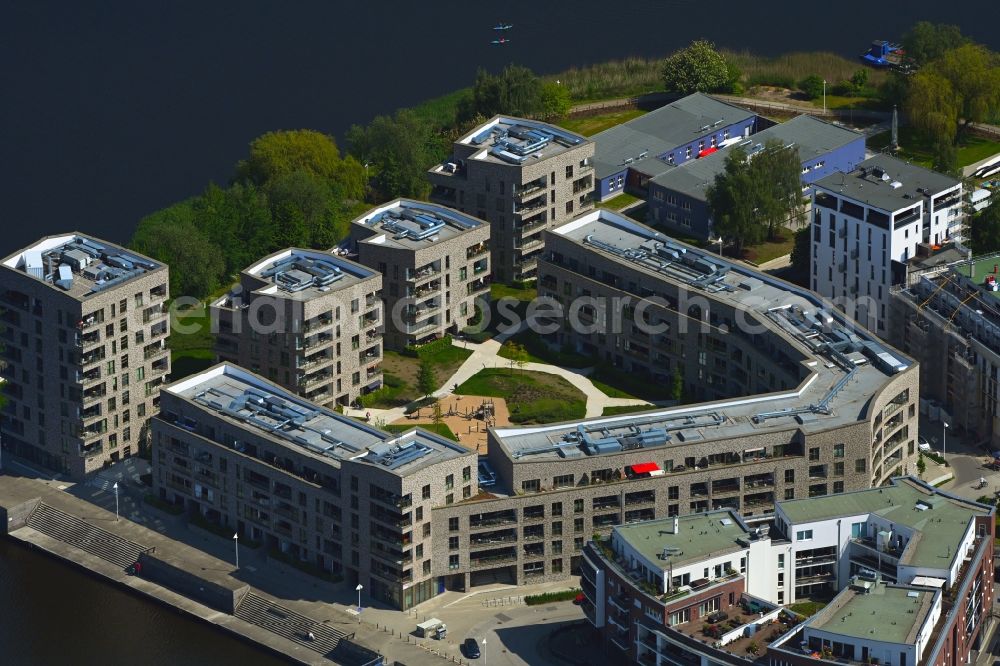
[0,538,285,665]
[1,1,998,255]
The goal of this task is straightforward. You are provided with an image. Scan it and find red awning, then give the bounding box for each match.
[697,146,718,158]
[630,462,661,474]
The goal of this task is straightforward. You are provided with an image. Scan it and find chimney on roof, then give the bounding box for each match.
[673,517,679,534]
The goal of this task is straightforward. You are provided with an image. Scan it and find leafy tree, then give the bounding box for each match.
[789,227,812,286]
[707,141,803,252]
[462,65,549,120]
[432,402,443,425]
[537,82,572,120]
[235,129,365,201]
[850,68,869,93]
[507,342,529,374]
[902,22,968,68]
[130,203,226,297]
[916,452,926,477]
[661,40,733,95]
[417,358,436,397]
[969,198,1000,254]
[932,138,958,175]
[347,109,439,200]
[670,368,684,402]
[798,74,825,100]
[908,44,1000,147]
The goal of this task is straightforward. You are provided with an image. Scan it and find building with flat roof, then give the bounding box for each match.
[590,92,757,201]
[0,233,169,478]
[212,248,382,409]
[152,362,476,609]
[412,209,919,594]
[427,115,595,282]
[580,477,994,666]
[810,155,964,334]
[647,115,866,239]
[889,252,1000,449]
[349,200,490,349]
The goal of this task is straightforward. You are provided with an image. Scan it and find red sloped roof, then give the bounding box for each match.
[630,462,661,474]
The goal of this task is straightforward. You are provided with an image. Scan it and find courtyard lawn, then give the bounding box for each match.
[597,192,642,211]
[559,109,647,136]
[741,227,797,265]
[787,601,827,617]
[456,368,586,424]
[590,364,679,402]
[602,404,658,417]
[497,330,593,369]
[361,338,472,408]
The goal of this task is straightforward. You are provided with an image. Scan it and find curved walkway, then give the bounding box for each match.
[346,333,651,423]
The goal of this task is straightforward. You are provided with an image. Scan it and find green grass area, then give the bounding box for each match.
[954,258,1000,301]
[787,601,827,617]
[362,339,472,409]
[869,129,1000,170]
[456,368,586,424]
[741,227,796,265]
[590,364,679,402]
[497,330,593,369]
[810,95,888,111]
[724,50,889,90]
[491,282,537,302]
[601,404,658,417]
[559,109,647,136]
[384,422,458,441]
[596,191,643,211]
[169,303,216,379]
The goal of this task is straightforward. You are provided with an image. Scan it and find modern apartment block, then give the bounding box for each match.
[581,477,994,666]
[0,233,169,478]
[416,209,919,593]
[212,249,382,409]
[152,363,475,610]
[590,92,757,201]
[647,115,865,240]
[810,155,964,334]
[349,200,490,349]
[427,116,595,283]
[889,252,1000,448]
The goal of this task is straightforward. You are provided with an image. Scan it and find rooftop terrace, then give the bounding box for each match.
[591,93,755,180]
[651,115,863,201]
[165,363,469,475]
[614,510,753,570]
[241,248,376,300]
[955,252,1000,301]
[1,233,163,300]
[808,582,936,645]
[778,478,990,568]
[353,200,487,250]
[494,209,910,462]
[814,154,960,213]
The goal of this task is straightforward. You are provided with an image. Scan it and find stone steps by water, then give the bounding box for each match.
[234,591,348,655]
[26,502,147,569]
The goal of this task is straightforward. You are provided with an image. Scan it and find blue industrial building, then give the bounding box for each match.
[647,115,866,240]
[590,93,757,202]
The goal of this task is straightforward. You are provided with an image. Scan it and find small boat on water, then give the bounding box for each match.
[493,23,512,30]
[491,37,511,45]
[860,40,905,68]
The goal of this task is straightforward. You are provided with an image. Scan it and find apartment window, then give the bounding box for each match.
[422,484,431,500]
[463,486,471,499]
[552,540,563,555]
[551,502,562,516]
[833,481,844,493]
[809,447,820,461]
[552,521,562,536]
[784,489,794,500]
[574,499,584,513]
[553,474,574,488]
[423,523,431,537]
[668,504,679,516]
[796,529,813,541]
[574,537,584,551]
[449,517,459,532]
[668,486,679,500]
[784,469,795,483]
[552,559,563,574]
[833,443,845,458]
[778,553,784,570]
[423,560,431,575]
[834,462,845,476]
[415,507,423,521]
[449,554,459,569]
[522,479,540,493]
[415,544,423,558]
[574,518,584,533]
[855,458,867,473]
[445,494,453,505]
[565,200,573,215]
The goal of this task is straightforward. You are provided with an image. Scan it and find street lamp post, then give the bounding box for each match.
[710,236,724,257]
[233,533,239,569]
[482,638,488,665]
[356,584,363,623]
[942,422,949,461]
[113,482,119,522]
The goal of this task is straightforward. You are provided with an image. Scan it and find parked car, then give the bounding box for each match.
[918,436,931,453]
[463,638,481,659]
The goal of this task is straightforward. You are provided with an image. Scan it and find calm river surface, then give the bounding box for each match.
[1,1,999,662]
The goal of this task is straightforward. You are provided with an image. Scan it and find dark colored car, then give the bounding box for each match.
[463,638,481,659]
